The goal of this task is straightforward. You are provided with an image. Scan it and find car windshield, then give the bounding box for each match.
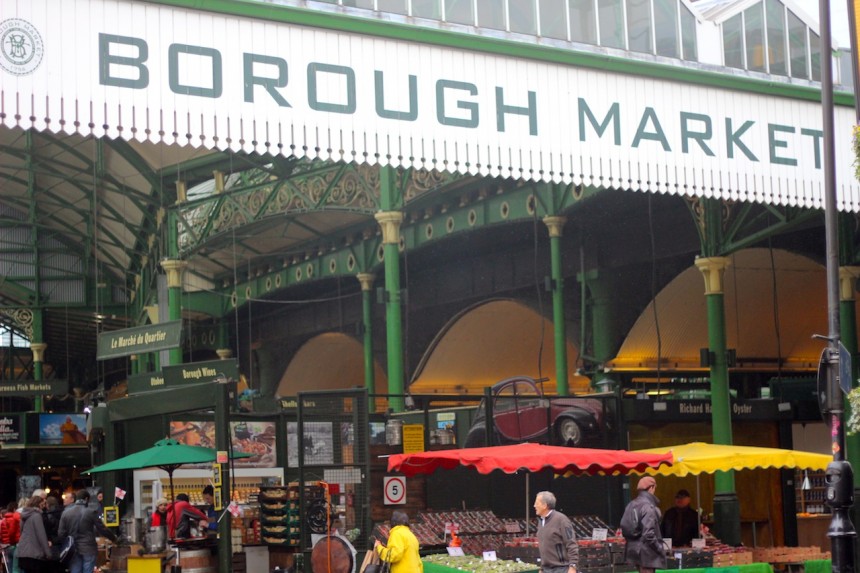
[494,379,541,413]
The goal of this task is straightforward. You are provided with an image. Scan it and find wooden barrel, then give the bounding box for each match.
[311,536,355,573]
[177,548,217,573]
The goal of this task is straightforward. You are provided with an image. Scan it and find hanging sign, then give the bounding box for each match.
[126,372,165,395]
[162,359,238,387]
[97,321,182,360]
[383,476,406,505]
[0,380,67,396]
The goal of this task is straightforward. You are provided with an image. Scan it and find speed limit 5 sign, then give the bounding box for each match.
[383,476,406,505]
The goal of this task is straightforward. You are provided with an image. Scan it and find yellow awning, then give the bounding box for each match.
[632,442,832,477]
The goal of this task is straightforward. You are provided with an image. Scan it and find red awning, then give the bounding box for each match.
[387,443,673,477]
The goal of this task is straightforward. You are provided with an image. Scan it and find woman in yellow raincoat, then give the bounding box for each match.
[374,510,423,573]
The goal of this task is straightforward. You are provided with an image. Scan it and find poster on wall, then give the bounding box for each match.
[287,422,334,467]
[39,414,87,445]
[0,415,22,444]
[17,475,41,500]
[169,421,276,467]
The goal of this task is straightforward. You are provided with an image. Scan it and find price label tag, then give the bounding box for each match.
[592,528,608,541]
[505,522,521,533]
[447,547,465,557]
[482,551,497,561]
[692,538,706,549]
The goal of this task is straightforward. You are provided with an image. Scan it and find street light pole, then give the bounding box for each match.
[819,2,857,571]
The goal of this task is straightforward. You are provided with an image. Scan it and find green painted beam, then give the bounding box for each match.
[201,179,597,315]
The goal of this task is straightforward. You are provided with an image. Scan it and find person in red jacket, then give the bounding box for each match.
[0,501,21,545]
[165,494,208,539]
[1,501,22,573]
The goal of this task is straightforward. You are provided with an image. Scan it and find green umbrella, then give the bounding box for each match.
[84,438,251,505]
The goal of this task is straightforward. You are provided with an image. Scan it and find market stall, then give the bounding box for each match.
[386,443,674,572]
[632,442,832,565]
[85,438,253,572]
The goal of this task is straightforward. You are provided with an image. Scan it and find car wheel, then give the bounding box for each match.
[556,418,582,446]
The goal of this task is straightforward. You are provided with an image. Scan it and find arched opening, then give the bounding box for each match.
[410,299,590,395]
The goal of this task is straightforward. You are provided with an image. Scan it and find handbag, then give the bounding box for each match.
[58,535,75,565]
[359,549,380,573]
[363,549,391,573]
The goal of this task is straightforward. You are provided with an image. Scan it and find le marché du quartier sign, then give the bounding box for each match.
[97,321,182,360]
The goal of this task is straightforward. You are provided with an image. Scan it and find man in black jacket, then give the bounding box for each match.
[661,489,699,547]
[534,491,578,573]
[58,490,116,573]
[622,477,667,573]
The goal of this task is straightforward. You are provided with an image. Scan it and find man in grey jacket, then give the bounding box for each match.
[622,477,667,573]
[58,490,116,573]
[534,491,578,573]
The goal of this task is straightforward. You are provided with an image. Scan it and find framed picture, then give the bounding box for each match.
[103,506,120,527]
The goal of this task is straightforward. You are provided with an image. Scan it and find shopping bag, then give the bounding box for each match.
[359,549,381,573]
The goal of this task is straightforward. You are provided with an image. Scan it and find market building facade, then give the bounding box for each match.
[1,0,860,566]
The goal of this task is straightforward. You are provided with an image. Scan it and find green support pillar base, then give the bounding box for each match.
[712,492,742,546]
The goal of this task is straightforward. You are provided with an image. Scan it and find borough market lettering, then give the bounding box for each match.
[99,34,822,168]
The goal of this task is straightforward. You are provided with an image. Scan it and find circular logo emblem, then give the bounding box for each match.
[0,18,44,76]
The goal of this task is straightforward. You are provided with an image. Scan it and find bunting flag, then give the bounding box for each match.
[228,501,241,518]
[114,487,127,500]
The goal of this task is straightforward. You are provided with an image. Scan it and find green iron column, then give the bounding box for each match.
[839,267,860,505]
[694,256,740,546]
[214,381,233,573]
[31,342,46,413]
[161,259,187,366]
[579,270,621,367]
[543,216,569,396]
[357,273,376,407]
[375,167,405,412]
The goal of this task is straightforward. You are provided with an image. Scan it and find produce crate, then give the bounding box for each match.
[579,544,611,567]
[675,548,713,569]
[497,545,541,564]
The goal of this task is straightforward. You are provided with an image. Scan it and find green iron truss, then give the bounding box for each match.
[686,197,822,258]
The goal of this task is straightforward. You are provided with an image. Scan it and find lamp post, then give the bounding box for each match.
[818,2,856,571]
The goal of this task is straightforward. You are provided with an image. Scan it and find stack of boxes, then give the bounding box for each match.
[752,547,832,565]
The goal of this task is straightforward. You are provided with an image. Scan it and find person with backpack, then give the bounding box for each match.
[1,500,22,573]
[621,476,666,573]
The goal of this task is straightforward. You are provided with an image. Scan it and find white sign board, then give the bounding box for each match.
[383,476,406,505]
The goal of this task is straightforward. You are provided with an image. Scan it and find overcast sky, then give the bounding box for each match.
[793,0,851,48]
